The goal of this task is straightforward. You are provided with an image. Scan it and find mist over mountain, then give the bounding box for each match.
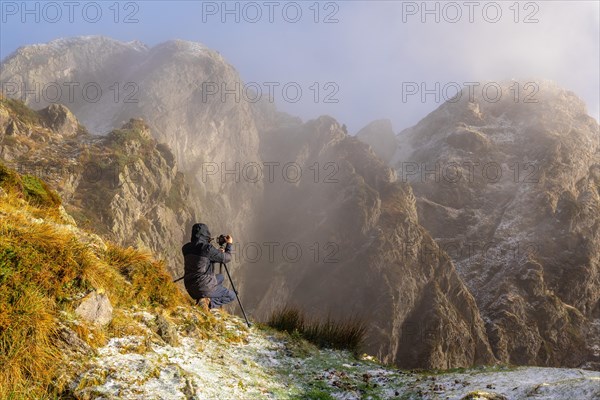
[248,114,495,368]
[2,36,599,371]
[360,81,600,368]
[1,36,264,249]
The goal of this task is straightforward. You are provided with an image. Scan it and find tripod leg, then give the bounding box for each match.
[221,263,252,328]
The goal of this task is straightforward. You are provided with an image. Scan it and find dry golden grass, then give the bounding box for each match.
[0,162,194,399]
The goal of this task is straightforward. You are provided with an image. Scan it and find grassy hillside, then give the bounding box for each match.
[0,162,221,399]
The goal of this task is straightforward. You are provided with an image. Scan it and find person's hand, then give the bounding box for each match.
[225,235,233,244]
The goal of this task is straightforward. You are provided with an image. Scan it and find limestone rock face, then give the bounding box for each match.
[389,81,600,368]
[75,291,113,326]
[4,38,599,370]
[245,115,496,369]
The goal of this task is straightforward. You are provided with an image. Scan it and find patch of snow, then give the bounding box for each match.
[76,313,600,400]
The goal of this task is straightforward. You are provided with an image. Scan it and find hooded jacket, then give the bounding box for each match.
[182,223,232,299]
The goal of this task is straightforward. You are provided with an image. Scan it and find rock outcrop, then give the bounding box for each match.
[387,81,600,368]
[0,96,195,275]
[75,291,113,326]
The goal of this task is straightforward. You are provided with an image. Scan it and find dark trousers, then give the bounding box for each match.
[207,274,236,308]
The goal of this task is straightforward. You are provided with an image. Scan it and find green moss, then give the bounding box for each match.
[297,380,335,400]
[22,175,61,208]
[300,389,335,400]
[397,392,421,400]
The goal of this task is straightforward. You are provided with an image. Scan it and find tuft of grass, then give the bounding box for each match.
[107,309,148,338]
[0,162,61,210]
[267,305,367,355]
[303,315,367,355]
[70,320,108,349]
[104,244,184,308]
[268,305,306,334]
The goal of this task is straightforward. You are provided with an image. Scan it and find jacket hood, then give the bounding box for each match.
[191,223,211,243]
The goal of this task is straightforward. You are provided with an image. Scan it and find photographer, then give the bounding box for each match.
[182,223,235,309]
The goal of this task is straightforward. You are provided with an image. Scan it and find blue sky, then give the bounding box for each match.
[1,0,599,132]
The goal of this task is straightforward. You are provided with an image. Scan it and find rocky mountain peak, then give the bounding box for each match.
[389,79,600,368]
[151,39,213,57]
[356,119,397,163]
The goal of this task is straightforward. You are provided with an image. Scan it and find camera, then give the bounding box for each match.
[217,234,228,247]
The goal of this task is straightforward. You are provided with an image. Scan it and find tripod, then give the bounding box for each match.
[219,262,252,328]
[174,263,252,328]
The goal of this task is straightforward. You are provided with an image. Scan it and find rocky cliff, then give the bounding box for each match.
[0,96,195,276]
[246,115,496,368]
[1,162,596,399]
[356,119,397,163]
[377,81,599,368]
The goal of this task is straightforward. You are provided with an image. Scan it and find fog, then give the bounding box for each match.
[2,1,598,132]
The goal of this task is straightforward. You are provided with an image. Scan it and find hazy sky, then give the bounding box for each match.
[1,0,599,132]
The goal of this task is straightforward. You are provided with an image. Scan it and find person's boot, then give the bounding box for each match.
[209,300,223,313]
[198,298,210,312]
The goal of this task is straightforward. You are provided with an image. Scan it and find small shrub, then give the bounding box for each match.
[267,305,305,334]
[267,305,367,355]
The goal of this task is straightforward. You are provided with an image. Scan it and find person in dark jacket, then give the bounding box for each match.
[182,223,235,308]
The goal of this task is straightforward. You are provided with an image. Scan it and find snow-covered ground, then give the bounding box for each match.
[72,311,600,400]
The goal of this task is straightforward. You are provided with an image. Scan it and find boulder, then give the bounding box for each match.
[75,291,113,326]
[155,313,180,346]
[38,103,82,137]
